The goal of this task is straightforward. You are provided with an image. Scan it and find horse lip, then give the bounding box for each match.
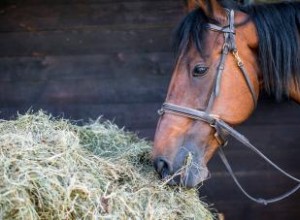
[180,164,209,187]
[162,145,208,187]
[161,162,209,188]
[164,177,177,185]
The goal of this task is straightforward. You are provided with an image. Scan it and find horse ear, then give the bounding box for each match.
[186,0,198,11]
[186,0,227,24]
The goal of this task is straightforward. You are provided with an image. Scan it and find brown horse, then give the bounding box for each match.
[152,0,300,188]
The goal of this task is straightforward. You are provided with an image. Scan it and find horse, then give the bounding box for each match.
[152,0,300,193]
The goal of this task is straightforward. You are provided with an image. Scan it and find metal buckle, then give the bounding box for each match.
[232,50,243,67]
[214,132,228,147]
[157,108,165,116]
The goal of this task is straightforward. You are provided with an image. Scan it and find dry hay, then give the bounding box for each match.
[0,111,215,220]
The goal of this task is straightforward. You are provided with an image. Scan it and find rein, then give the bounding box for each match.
[158,9,300,205]
[158,103,300,205]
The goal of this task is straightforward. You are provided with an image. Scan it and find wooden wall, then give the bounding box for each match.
[0,0,182,137]
[1,1,300,220]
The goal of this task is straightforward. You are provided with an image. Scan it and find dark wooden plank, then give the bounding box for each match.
[208,145,300,173]
[0,1,184,32]
[226,124,300,151]
[200,171,300,201]
[0,75,169,105]
[208,200,300,220]
[0,28,175,57]
[0,55,115,82]
[245,97,300,125]
[0,53,174,82]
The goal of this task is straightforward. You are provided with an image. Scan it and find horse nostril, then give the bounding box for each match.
[153,157,170,178]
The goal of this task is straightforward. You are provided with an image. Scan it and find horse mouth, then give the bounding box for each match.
[164,166,210,188]
[154,151,210,188]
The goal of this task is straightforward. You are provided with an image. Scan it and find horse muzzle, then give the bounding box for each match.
[153,145,210,188]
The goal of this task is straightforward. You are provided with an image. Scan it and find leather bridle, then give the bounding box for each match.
[158,9,300,205]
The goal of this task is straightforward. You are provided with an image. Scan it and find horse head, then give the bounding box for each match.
[152,0,300,187]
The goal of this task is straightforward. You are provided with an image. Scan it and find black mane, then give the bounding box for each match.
[173,8,211,57]
[174,1,300,100]
[247,2,300,99]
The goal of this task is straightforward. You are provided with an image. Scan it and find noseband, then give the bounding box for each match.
[158,10,300,205]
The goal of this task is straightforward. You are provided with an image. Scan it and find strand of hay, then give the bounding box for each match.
[0,111,216,220]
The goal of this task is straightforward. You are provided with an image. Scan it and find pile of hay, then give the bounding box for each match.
[0,112,215,220]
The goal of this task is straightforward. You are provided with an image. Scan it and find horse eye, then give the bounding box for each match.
[192,65,209,77]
